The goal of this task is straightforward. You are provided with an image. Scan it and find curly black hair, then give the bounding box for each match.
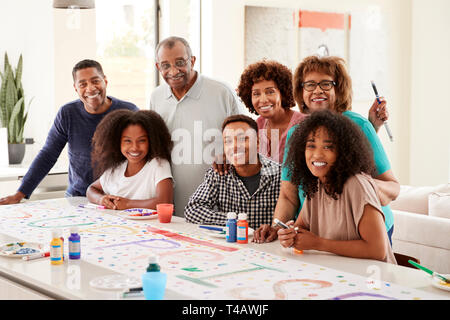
[285,109,375,200]
[91,109,173,179]
[237,60,295,115]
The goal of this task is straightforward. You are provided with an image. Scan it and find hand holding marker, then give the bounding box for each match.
[273,218,292,230]
[274,219,302,254]
[371,81,394,142]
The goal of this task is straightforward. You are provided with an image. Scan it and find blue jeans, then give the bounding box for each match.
[387,225,394,247]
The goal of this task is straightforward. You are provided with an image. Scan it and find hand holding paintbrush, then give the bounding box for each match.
[408,260,450,283]
[371,81,394,142]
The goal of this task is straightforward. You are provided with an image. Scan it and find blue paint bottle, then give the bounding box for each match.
[226,212,237,243]
[142,255,167,300]
[68,227,81,260]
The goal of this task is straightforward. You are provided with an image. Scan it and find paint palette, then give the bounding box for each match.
[0,242,45,258]
[120,208,158,220]
[89,274,141,291]
[431,274,450,292]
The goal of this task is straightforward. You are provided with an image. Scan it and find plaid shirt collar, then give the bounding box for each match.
[184,154,281,229]
[227,154,279,197]
[228,154,279,177]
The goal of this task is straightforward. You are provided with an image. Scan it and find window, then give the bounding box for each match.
[95,0,157,109]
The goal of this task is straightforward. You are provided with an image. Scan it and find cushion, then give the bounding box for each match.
[429,192,450,219]
[390,183,450,214]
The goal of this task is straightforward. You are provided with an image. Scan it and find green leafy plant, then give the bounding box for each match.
[0,53,33,144]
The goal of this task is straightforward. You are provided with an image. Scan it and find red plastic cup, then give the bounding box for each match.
[157,204,174,223]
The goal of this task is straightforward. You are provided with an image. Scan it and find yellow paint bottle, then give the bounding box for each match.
[50,229,63,265]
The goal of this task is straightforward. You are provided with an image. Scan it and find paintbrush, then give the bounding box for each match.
[408,260,450,283]
[370,80,394,142]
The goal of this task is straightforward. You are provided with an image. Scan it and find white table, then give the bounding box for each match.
[0,197,448,300]
[0,142,68,199]
[0,163,68,201]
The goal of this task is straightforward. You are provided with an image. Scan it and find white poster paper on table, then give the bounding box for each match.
[0,128,8,166]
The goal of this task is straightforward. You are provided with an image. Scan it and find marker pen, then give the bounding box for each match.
[274,219,302,253]
[122,287,144,298]
[79,203,106,210]
[127,286,143,292]
[122,291,144,298]
[273,218,290,229]
[274,218,299,232]
[22,252,50,261]
[199,226,224,232]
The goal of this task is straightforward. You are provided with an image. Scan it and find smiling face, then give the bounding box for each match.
[73,67,109,114]
[302,71,337,112]
[156,41,196,92]
[251,79,284,119]
[120,124,149,170]
[305,126,337,183]
[223,121,259,167]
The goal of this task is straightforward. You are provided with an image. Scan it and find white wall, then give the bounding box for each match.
[52,8,96,168]
[201,0,245,87]
[160,0,192,44]
[158,0,201,84]
[1,0,448,186]
[410,0,450,185]
[53,8,96,113]
[0,2,98,169]
[201,0,413,185]
[0,0,55,165]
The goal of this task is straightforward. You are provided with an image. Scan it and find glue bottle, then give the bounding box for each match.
[68,226,81,260]
[237,213,248,244]
[50,229,63,265]
[141,255,167,300]
[226,212,237,243]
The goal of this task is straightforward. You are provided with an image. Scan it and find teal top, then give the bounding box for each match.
[281,110,393,231]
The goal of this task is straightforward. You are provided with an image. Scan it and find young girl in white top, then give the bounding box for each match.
[277,110,396,263]
[87,109,173,210]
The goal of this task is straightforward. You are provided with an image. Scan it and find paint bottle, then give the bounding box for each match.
[50,229,63,265]
[237,213,248,244]
[68,226,81,260]
[226,212,237,243]
[141,255,167,300]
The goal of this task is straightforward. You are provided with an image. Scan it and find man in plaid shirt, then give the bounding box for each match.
[184,115,281,230]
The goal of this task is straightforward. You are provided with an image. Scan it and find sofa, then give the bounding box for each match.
[390,183,450,274]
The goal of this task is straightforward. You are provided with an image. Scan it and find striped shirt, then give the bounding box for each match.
[184,155,281,229]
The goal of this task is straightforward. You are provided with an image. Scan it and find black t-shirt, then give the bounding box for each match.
[237,172,261,196]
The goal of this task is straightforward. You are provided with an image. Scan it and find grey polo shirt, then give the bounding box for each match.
[150,72,242,215]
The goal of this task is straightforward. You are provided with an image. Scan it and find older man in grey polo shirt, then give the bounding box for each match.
[150,36,242,215]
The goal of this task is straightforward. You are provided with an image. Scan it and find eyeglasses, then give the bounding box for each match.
[302,80,336,92]
[157,58,189,71]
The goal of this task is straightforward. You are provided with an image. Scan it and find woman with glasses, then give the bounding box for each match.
[236,60,306,163]
[254,55,399,246]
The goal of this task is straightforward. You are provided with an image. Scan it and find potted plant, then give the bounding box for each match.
[0,53,33,164]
